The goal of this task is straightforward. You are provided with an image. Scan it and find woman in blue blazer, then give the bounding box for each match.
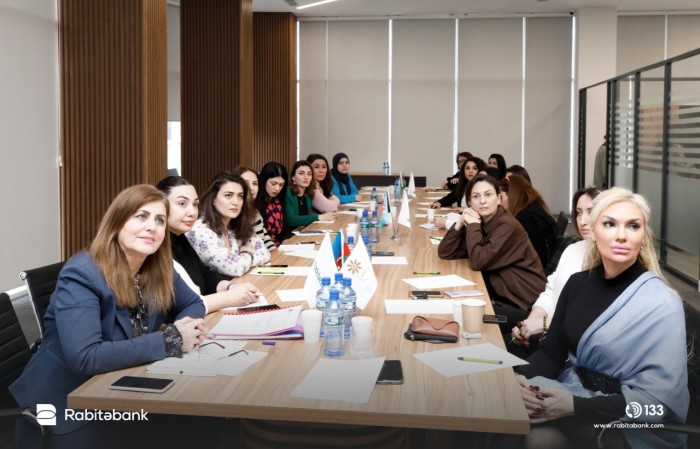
[11,185,207,447]
[330,152,359,204]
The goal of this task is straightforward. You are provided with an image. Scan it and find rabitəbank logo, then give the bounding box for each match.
[36,404,148,425]
[36,404,57,426]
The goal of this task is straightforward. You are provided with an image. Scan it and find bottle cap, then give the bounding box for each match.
[335,272,344,281]
[321,277,331,286]
[347,236,354,243]
[330,290,340,300]
[343,277,352,286]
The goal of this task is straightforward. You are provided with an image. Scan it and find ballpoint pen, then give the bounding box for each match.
[413,271,440,275]
[457,356,503,364]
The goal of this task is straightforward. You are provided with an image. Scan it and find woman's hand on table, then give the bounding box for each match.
[224,282,260,307]
[517,375,574,423]
[175,316,207,351]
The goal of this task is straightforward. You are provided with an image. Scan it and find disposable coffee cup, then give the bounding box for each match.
[350,316,373,358]
[301,309,323,344]
[461,299,486,334]
[346,223,358,241]
[426,208,435,224]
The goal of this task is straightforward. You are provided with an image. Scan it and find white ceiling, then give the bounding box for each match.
[253,0,700,18]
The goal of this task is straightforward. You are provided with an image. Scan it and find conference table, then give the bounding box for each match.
[67,187,529,442]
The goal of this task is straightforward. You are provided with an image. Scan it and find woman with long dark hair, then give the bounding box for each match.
[157,176,261,312]
[286,160,336,228]
[186,172,270,277]
[431,156,488,209]
[330,152,359,204]
[499,175,558,269]
[231,166,276,252]
[306,153,340,213]
[488,153,507,180]
[255,162,291,246]
[437,174,546,311]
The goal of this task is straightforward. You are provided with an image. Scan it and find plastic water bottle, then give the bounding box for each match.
[394,177,401,198]
[362,234,372,255]
[369,210,380,243]
[359,210,370,242]
[331,272,344,295]
[340,277,357,339]
[382,162,390,175]
[323,290,345,357]
[316,276,331,337]
[370,187,378,203]
[347,235,355,252]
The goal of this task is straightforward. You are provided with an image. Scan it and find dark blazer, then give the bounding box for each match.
[10,252,204,434]
[171,232,227,295]
[515,202,558,270]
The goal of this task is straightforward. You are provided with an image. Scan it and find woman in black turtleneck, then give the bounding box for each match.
[157,176,260,312]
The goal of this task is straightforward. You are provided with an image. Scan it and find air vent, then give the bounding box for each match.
[284,0,299,6]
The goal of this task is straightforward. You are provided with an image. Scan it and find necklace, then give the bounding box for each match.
[131,273,148,337]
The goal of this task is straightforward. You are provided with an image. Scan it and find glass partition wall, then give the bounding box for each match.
[579,48,700,288]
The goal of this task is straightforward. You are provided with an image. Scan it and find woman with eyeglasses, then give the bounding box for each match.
[437,174,546,311]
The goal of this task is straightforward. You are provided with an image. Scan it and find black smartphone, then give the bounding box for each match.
[109,376,174,393]
[371,251,395,256]
[376,360,404,385]
[483,314,507,324]
[410,290,442,297]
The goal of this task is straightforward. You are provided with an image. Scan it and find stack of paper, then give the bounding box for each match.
[209,305,303,339]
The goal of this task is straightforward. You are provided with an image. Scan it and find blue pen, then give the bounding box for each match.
[262,341,276,346]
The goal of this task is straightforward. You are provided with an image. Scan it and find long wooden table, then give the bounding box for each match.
[68,188,529,436]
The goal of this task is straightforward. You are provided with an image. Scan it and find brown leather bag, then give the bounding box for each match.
[404,316,459,343]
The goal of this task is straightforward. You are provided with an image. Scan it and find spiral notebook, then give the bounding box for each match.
[208,305,303,340]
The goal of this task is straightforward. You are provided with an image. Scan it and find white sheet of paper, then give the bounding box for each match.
[424,196,446,200]
[291,357,385,403]
[147,341,267,377]
[337,210,358,216]
[419,207,453,212]
[419,223,439,230]
[384,299,455,314]
[429,237,442,245]
[402,274,475,289]
[414,213,427,218]
[414,343,527,377]
[344,202,371,208]
[275,288,308,303]
[278,243,316,252]
[251,266,311,276]
[444,290,485,298]
[417,202,432,206]
[314,220,336,224]
[370,256,408,265]
[220,295,269,313]
[284,249,318,259]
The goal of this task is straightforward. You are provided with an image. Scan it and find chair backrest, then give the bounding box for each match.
[19,261,65,334]
[555,211,570,237]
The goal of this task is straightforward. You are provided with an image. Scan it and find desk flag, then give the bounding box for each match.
[340,235,377,310]
[332,230,351,269]
[381,184,392,226]
[397,189,411,228]
[407,172,417,197]
[303,232,337,308]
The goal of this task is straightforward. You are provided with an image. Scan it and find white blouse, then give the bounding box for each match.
[186,219,270,277]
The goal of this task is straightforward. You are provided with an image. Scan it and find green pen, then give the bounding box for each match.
[457,356,503,365]
[412,271,440,275]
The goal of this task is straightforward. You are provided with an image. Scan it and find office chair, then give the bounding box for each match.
[555,211,570,237]
[0,292,46,447]
[19,261,65,335]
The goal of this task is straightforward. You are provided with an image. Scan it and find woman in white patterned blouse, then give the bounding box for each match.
[187,172,270,277]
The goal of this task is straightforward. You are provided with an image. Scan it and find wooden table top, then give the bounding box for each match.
[67,189,529,435]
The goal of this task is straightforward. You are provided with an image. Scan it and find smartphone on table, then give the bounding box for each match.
[376,360,404,385]
[482,314,507,324]
[109,376,175,393]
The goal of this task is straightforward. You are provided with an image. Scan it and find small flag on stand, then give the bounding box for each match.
[397,189,411,228]
[407,172,417,197]
[303,232,338,308]
[340,235,378,310]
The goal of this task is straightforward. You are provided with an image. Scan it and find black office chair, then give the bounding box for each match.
[19,261,65,335]
[555,211,570,237]
[0,292,46,447]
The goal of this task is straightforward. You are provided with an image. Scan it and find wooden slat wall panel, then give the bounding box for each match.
[253,13,297,171]
[180,0,253,193]
[59,0,167,258]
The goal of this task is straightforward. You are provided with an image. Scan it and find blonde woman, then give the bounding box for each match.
[515,187,688,449]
